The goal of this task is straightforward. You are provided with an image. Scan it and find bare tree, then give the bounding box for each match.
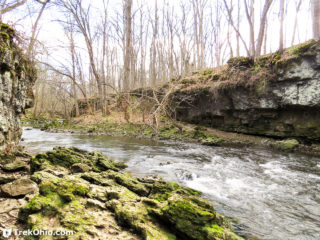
[243,0,255,56]
[254,0,273,57]
[123,0,132,91]
[223,0,250,56]
[0,0,27,15]
[312,0,320,39]
[26,0,50,59]
[57,0,107,115]
[291,0,302,45]
[279,0,285,51]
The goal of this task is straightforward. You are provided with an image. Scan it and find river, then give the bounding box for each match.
[21,127,320,240]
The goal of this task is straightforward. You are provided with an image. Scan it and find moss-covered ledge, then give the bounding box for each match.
[18,147,244,240]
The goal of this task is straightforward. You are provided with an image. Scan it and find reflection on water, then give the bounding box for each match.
[22,128,320,240]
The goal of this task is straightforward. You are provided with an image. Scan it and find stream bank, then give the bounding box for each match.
[24,116,320,157]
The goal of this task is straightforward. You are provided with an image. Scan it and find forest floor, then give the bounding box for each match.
[24,110,320,157]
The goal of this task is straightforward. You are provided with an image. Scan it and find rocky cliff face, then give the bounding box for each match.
[0,23,36,152]
[170,40,320,142]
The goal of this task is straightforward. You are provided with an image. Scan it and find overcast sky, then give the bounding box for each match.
[3,0,314,68]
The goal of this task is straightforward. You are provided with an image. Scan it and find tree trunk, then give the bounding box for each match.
[279,0,285,52]
[255,0,273,57]
[312,0,320,39]
[291,0,302,45]
[123,0,132,91]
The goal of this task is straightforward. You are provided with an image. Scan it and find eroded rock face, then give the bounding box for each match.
[0,23,36,152]
[171,41,320,142]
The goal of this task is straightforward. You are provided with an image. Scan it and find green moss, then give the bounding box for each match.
[2,160,29,172]
[0,23,14,43]
[18,193,64,222]
[271,139,299,152]
[289,39,316,56]
[227,57,253,68]
[39,179,89,202]
[274,56,299,70]
[98,157,127,171]
[161,196,216,240]
[106,171,149,196]
[30,147,127,173]
[201,136,224,146]
[144,130,152,135]
[203,69,213,75]
[205,224,224,236]
[180,78,196,84]
[0,153,16,165]
[159,126,182,139]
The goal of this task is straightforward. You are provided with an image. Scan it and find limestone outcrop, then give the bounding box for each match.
[170,40,320,142]
[0,23,36,152]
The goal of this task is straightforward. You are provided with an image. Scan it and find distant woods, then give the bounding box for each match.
[0,0,319,118]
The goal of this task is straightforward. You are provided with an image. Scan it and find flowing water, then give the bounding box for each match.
[21,127,320,240]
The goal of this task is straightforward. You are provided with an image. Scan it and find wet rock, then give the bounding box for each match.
[71,163,92,173]
[1,178,38,197]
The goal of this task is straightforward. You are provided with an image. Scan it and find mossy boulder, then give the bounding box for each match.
[150,194,242,240]
[1,160,29,172]
[30,147,126,173]
[274,139,300,152]
[201,136,224,146]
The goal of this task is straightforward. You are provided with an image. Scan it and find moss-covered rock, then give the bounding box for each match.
[227,57,254,69]
[18,147,244,240]
[150,194,242,240]
[30,147,126,173]
[201,136,224,146]
[272,139,300,152]
[1,160,29,172]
